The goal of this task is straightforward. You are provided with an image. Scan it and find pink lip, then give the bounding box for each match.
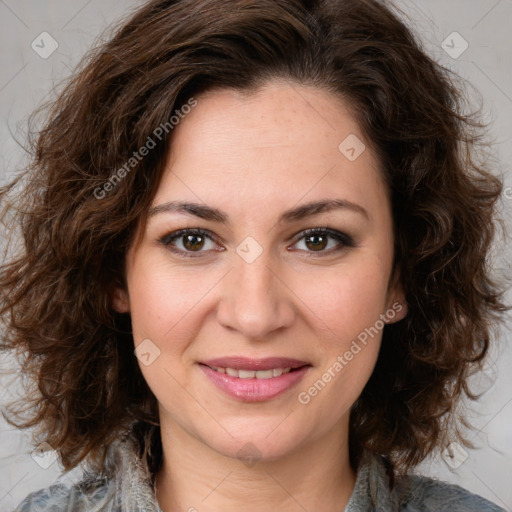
[198,364,311,402]
[200,356,310,371]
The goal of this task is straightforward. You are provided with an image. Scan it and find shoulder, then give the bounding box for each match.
[12,477,113,512]
[350,452,508,512]
[395,472,508,512]
[12,433,160,512]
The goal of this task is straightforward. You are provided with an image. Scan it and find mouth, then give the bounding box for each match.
[197,357,312,401]
[199,356,311,378]
[199,364,308,379]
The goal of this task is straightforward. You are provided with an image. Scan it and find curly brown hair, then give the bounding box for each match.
[0,0,508,478]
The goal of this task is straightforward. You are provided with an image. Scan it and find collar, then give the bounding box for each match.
[99,433,399,512]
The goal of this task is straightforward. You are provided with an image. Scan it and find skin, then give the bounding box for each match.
[113,79,407,512]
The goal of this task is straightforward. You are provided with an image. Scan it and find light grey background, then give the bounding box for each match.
[0,1,511,510]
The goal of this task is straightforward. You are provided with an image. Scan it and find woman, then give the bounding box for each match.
[1,0,509,510]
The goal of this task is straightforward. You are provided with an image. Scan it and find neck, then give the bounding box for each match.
[155,416,356,512]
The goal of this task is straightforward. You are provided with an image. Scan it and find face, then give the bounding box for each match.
[114,80,406,463]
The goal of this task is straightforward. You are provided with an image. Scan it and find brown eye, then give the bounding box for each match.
[182,233,205,251]
[291,228,355,255]
[304,233,329,251]
[159,229,219,257]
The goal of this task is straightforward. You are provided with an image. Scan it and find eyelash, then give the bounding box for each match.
[158,227,355,259]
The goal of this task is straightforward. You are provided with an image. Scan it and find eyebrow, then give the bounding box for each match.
[149,198,369,224]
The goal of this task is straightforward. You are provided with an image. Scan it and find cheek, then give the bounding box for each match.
[126,256,210,341]
[292,258,390,342]
[291,255,390,402]
[125,257,207,397]
[294,265,386,416]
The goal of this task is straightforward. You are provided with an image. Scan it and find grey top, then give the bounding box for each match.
[13,433,507,511]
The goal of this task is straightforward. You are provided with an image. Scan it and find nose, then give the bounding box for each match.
[216,250,296,339]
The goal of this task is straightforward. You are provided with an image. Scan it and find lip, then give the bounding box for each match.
[200,357,310,371]
[199,363,311,402]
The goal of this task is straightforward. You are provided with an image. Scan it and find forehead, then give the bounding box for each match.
[153,81,388,222]
[168,81,366,159]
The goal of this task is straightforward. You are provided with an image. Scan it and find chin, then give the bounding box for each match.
[201,422,306,464]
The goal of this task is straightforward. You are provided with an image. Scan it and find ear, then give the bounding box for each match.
[111,286,130,313]
[384,268,407,324]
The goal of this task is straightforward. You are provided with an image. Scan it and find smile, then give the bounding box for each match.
[198,363,311,402]
[208,366,293,379]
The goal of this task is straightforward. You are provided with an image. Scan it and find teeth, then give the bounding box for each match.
[212,367,293,379]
